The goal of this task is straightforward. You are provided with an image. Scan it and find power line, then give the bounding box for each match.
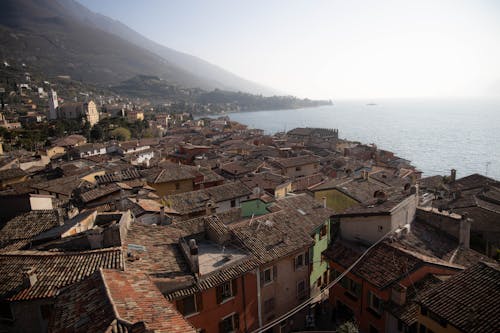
[250,228,398,333]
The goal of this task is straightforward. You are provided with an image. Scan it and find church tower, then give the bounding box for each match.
[48,90,58,120]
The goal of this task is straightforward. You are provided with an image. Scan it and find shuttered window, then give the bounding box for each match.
[177,293,203,316]
[216,280,237,304]
[219,313,240,333]
[261,266,277,285]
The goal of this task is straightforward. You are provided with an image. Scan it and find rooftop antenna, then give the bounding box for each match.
[248,213,255,226]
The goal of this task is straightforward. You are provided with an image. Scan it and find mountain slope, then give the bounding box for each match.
[57,0,277,95]
[0,0,276,95]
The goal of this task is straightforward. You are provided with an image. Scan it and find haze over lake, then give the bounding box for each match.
[220,99,500,179]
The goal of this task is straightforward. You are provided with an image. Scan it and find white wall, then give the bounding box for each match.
[340,194,417,244]
[30,196,54,210]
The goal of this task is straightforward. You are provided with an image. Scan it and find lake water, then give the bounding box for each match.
[216,99,500,179]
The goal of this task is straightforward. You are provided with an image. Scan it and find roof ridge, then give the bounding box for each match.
[99,269,136,327]
[389,243,464,269]
[0,247,122,257]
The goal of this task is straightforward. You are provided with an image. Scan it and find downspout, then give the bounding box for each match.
[256,268,263,328]
[242,274,248,332]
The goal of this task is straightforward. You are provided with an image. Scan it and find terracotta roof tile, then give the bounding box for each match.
[0,248,123,301]
[418,262,500,333]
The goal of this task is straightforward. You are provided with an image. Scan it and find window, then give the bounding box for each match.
[340,276,361,299]
[175,182,180,190]
[264,268,272,283]
[264,297,275,313]
[296,254,304,267]
[177,293,202,316]
[294,252,309,269]
[368,291,382,314]
[217,280,237,304]
[261,266,277,286]
[219,313,239,333]
[320,224,327,238]
[297,280,307,300]
[295,166,302,172]
[230,199,236,208]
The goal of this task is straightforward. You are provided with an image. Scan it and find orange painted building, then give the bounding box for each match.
[174,272,259,333]
[324,241,463,333]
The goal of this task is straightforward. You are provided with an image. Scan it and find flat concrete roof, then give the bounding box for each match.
[197,241,248,275]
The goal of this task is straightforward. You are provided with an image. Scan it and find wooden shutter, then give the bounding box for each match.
[219,320,225,333]
[216,286,223,304]
[260,269,265,285]
[196,292,203,311]
[272,265,277,280]
[234,313,240,330]
[232,279,238,296]
[305,251,309,265]
[292,257,296,271]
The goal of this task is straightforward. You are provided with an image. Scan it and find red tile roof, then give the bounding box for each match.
[49,269,196,333]
[103,269,196,333]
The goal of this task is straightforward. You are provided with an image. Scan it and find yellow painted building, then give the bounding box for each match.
[313,188,359,212]
[148,178,194,198]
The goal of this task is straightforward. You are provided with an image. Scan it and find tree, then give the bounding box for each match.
[110,127,131,141]
[90,124,105,142]
[337,321,359,333]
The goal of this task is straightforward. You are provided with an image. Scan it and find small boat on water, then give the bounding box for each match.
[366,103,377,106]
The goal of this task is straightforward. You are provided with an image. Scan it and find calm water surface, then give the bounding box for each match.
[215,99,500,179]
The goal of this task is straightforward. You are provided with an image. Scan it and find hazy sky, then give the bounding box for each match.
[79,0,500,99]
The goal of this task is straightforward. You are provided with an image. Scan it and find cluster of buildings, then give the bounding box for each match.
[0,118,498,333]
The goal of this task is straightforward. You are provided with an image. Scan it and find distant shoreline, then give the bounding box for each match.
[195,104,331,118]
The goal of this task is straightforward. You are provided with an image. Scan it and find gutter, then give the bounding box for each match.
[256,268,263,328]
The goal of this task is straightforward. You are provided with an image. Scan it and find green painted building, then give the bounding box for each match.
[240,198,272,218]
[309,217,331,292]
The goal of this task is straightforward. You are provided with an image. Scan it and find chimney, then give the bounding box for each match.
[322,197,327,208]
[160,205,165,225]
[459,217,472,249]
[55,208,65,226]
[188,239,200,274]
[450,169,457,183]
[119,189,125,211]
[22,267,37,288]
[206,201,215,215]
[391,284,407,306]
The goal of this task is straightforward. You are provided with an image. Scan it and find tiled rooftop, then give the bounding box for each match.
[0,247,123,301]
[0,210,61,251]
[324,240,462,289]
[418,262,500,333]
[49,269,196,333]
